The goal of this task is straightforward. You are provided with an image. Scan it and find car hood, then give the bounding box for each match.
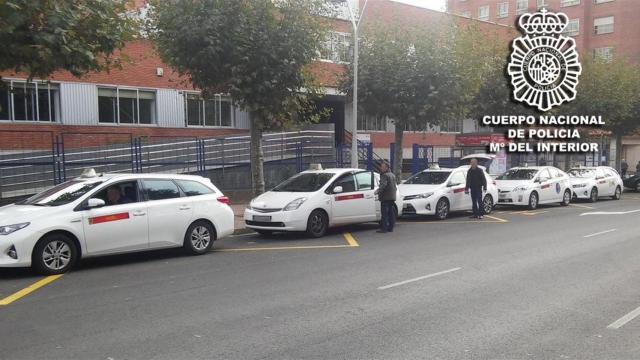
[569,177,594,185]
[250,191,317,209]
[0,203,61,225]
[398,184,443,196]
[494,180,531,191]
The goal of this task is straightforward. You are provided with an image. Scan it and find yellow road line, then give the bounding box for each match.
[514,210,548,216]
[484,215,509,223]
[0,275,63,306]
[343,232,360,247]
[570,203,595,209]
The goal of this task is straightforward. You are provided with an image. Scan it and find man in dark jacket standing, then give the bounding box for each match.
[375,161,397,233]
[465,158,487,219]
[621,159,628,177]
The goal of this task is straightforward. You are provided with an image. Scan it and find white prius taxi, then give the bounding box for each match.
[244,165,402,237]
[0,170,234,274]
[495,166,572,209]
[399,165,499,220]
[568,166,623,202]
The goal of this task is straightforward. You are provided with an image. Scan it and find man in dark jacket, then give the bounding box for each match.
[375,161,397,233]
[465,158,487,219]
[621,159,628,177]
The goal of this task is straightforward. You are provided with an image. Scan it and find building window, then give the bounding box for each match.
[561,0,580,6]
[537,0,548,8]
[595,0,614,4]
[98,87,156,125]
[563,19,580,36]
[319,31,351,63]
[0,81,59,122]
[516,0,528,15]
[184,93,233,127]
[594,47,614,61]
[497,2,509,18]
[478,5,489,21]
[357,114,386,131]
[440,119,463,133]
[460,10,471,18]
[594,16,614,34]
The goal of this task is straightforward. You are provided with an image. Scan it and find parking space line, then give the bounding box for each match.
[607,305,640,330]
[514,210,548,216]
[216,232,360,252]
[0,275,63,306]
[484,215,509,223]
[583,229,617,238]
[570,203,595,209]
[378,267,461,290]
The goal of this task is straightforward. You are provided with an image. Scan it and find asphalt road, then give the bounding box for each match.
[2,194,640,359]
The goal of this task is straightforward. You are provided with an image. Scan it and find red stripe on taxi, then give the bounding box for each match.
[89,212,130,225]
[335,193,364,201]
[453,188,466,193]
[541,184,551,189]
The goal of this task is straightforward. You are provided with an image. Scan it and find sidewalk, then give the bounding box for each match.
[229,203,251,234]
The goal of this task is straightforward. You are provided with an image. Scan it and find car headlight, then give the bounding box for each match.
[283,198,307,211]
[404,192,434,200]
[513,186,529,192]
[0,222,30,235]
[572,183,587,188]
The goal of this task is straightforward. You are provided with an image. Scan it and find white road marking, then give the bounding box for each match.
[607,305,640,329]
[378,267,461,290]
[583,229,617,238]
[580,209,640,216]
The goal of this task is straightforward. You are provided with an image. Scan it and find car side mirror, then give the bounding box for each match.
[86,198,105,209]
[333,186,343,194]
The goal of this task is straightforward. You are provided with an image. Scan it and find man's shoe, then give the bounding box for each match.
[478,215,484,219]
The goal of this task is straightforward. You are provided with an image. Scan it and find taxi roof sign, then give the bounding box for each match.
[309,163,323,171]
[80,168,98,178]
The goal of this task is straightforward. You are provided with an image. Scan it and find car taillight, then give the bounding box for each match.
[217,196,230,205]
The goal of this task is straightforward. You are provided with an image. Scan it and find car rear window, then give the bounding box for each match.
[176,180,215,196]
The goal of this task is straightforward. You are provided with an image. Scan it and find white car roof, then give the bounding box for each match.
[301,168,364,174]
[73,172,211,182]
[461,154,495,160]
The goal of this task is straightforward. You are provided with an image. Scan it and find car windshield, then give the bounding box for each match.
[272,173,334,192]
[568,169,595,178]
[19,180,104,206]
[404,171,451,185]
[459,157,492,168]
[497,169,538,180]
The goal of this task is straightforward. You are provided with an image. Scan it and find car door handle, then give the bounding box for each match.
[179,206,191,210]
[132,211,146,216]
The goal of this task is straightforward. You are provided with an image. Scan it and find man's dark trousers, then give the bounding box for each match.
[470,188,484,217]
[380,200,395,232]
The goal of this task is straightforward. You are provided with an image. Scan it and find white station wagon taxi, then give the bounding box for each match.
[568,166,623,202]
[244,166,402,237]
[399,165,499,220]
[0,170,234,274]
[495,166,572,209]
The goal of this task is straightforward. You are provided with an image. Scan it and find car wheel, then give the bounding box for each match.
[435,198,449,220]
[527,192,538,210]
[32,233,77,275]
[561,189,571,206]
[589,187,598,203]
[184,220,215,255]
[255,229,274,236]
[612,186,622,200]
[483,195,494,214]
[306,210,328,238]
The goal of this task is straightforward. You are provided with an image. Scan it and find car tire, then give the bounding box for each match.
[306,210,328,238]
[32,233,78,275]
[255,229,274,236]
[612,186,622,200]
[589,187,598,203]
[561,189,571,206]
[527,192,539,210]
[435,198,449,220]
[483,195,494,215]
[184,220,215,255]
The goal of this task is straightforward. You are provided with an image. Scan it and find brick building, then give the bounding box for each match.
[0,1,512,155]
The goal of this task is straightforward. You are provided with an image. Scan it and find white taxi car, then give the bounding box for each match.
[568,166,623,202]
[244,167,402,237]
[495,166,572,210]
[0,170,234,274]
[399,165,499,220]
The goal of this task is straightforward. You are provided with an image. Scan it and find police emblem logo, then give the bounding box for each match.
[508,9,582,111]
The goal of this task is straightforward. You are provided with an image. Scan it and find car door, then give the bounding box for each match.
[330,172,375,224]
[547,167,564,201]
[594,167,609,196]
[142,179,194,249]
[354,171,378,222]
[81,180,149,255]
[536,168,555,202]
[447,171,467,210]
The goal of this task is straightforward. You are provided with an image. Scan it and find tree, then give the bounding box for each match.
[0,0,136,80]
[342,20,491,177]
[564,57,640,169]
[148,0,328,196]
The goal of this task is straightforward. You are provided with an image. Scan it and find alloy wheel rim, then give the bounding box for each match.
[42,240,71,270]
[531,194,538,208]
[484,197,492,213]
[437,201,447,218]
[591,189,597,201]
[311,214,324,234]
[564,191,571,204]
[191,226,211,251]
[616,188,621,198]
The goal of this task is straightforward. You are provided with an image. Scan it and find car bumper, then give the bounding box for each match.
[0,229,41,268]
[401,198,436,216]
[243,208,308,232]
[497,192,529,206]
[572,188,591,199]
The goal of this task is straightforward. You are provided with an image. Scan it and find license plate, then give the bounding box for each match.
[253,215,272,222]
[499,194,507,199]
